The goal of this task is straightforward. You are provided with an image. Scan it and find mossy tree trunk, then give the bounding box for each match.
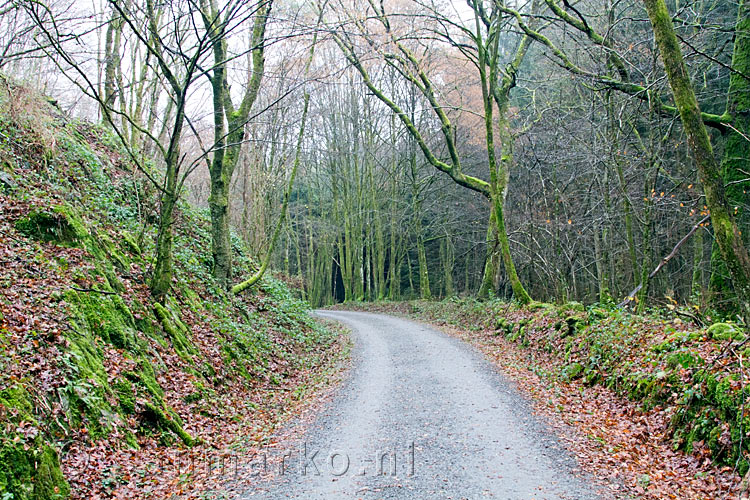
[643,0,750,319]
[724,1,750,241]
[102,7,123,125]
[441,231,455,297]
[416,231,431,299]
[142,0,202,303]
[709,0,750,310]
[478,210,499,299]
[201,0,272,288]
[475,4,533,305]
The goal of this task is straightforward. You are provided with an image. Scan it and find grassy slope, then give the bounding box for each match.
[0,80,346,499]
[338,299,748,487]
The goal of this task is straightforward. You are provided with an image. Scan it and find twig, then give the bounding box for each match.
[619,215,710,307]
[673,308,705,327]
[70,287,118,295]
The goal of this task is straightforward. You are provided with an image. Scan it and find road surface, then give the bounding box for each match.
[244,310,600,499]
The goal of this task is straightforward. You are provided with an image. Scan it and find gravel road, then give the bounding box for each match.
[244,310,601,499]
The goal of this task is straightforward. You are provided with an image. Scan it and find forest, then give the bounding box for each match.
[0,0,747,315]
[0,0,749,498]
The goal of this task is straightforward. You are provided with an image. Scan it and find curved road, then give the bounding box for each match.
[245,310,600,499]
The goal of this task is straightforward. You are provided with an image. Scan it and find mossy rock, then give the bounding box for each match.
[0,386,70,499]
[153,302,197,359]
[562,362,584,382]
[526,301,553,312]
[508,325,526,342]
[64,289,139,350]
[15,204,88,244]
[560,316,581,338]
[706,322,743,341]
[141,401,194,447]
[32,445,70,499]
[557,302,585,316]
[124,358,164,400]
[120,230,141,255]
[587,307,609,322]
[494,317,514,335]
[89,231,130,272]
[113,378,136,414]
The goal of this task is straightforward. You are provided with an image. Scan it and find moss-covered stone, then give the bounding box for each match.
[33,445,70,499]
[153,302,196,359]
[64,289,139,350]
[124,357,164,400]
[142,401,194,447]
[113,378,135,414]
[587,307,609,321]
[0,385,70,500]
[526,301,553,312]
[557,301,585,316]
[494,317,514,336]
[120,231,141,255]
[706,322,743,341]
[88,230,130,272]
[561,316,581,338]
[15,205,88,244]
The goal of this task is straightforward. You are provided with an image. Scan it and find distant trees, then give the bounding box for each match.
[4,0,748,316]
[326,0,534,303]
[21,0,287,301]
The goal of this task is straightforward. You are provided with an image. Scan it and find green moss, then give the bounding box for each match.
[0,386,70,500]
[32,445,70,499]
[587,307,608,321]
[494,317,514,335]
[91,231,130,272]
[508,320,529,343]
[15,204,88,244]
[123,431,140,450]
[124,357,164,400]
[120,231,141,255]
[526,301,553,311]
[113,379,135,414]
[562,362,584,381]
[142,402,194,447]
[64,289,139,350]
[706,322,743,341]
[153,302,196,359]
[561,316,581,338]
[557,301,585,315]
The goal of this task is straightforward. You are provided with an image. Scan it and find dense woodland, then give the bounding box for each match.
[2,0,749,317]
[4,1,750,498]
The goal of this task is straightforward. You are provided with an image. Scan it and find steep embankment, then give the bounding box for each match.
[0,80,346,499]
[339,299,747,498]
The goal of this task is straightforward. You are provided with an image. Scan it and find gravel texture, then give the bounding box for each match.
[244,310,601,499]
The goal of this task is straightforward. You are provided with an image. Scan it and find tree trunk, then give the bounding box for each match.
[710,0,750,311]
[102,8,123,125]
[478,209,499,299]
[417,231,431,300]
[643,0,750,319]
[204,0,271,287]
[442,233,454,297]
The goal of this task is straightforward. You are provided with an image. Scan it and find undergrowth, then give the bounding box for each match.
[0,77,340,498]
